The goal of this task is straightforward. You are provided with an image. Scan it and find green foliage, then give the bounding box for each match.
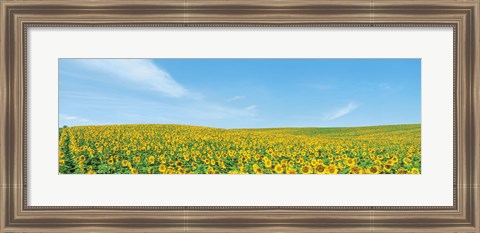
[58,124,421,175]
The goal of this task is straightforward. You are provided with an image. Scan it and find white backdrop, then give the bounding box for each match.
[28,27,453,206]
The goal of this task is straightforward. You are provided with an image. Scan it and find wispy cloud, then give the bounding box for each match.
[60,91,120,103]
[244,105,256,111]
[323,102,359,120]
[60,114,89,123]
[111,99,259,122]
[77,59,188,98]
[61,115,77,120]
[228,95,246,102]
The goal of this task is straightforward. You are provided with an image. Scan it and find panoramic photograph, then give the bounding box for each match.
[58,58,421,175]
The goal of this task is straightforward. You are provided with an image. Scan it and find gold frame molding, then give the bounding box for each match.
[1,0,479,232]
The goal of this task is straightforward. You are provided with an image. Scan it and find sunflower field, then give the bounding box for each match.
[58,124,421,174]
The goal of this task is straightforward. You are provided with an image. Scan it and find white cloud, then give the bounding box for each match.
[323,102,359,120]
[119,99,258,122]
[60,91,120,103]
[78,59,188,98]
[61,115,77,120]
[244,105,256,111]
[228,95,246,102]
[60,114,90,122]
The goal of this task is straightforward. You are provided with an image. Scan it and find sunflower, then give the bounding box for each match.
[87,170,96,174]
[288,161,295,167]
[274,164,284,174]
[396,168,408,174]
[392,156,399,163]
[175,160,183,167]
[130,168,139,174]
[220,152,227,158]
[264,159,272,168]
[218,159,226,169]
[346,158,355,166]
[107,157,114,165]
[121,160,128,167]
[386,159,394,166]
[411,167,420,174]
[237,163,244,169]
[266,148,274,155]
[301,165,313,174]
[87,166,97,174]
[350,166,361,174]
[133,155,140,163]
[286,168,297,174]
[178,167,186,174]
[148,155,155,164]
[368,166,381,174]
[327,164,338,174]
[314,164,326,174]
[59,159,65,166]
[158,164,166,173]
[383,164,392,172]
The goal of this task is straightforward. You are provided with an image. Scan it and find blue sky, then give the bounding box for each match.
[59,58,421,128]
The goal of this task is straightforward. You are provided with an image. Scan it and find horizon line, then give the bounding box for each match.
[60,123,421,130]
